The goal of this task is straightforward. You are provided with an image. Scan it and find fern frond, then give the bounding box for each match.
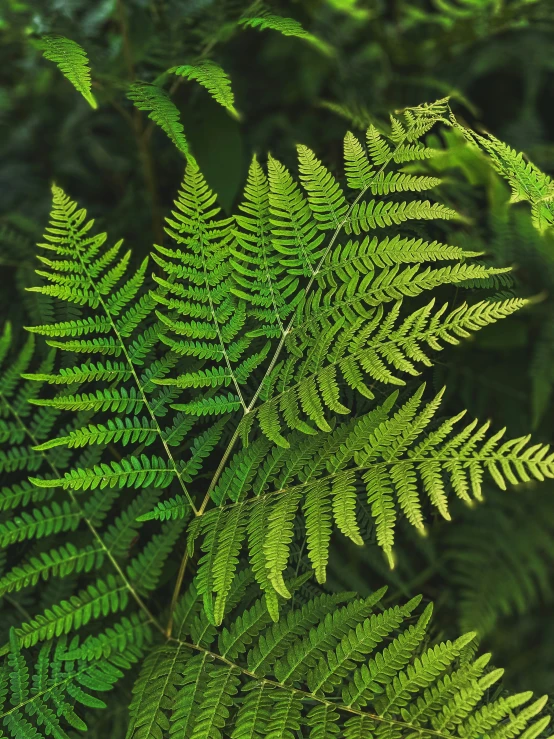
[11,574,129,649]
[232,156,296,337]
[25,315,112,337]
[24,359,131,385]
[321,99,375,130]
[297,145,349,230]
[449,487,554,637]
[152,163,252,410]
[0,543,103,595]
[1,631,146,737]
[307,596,424,695]
[33,416,158,450]
[137,495,190,522]
[268,154,326,276]
[345,198,458,234]
[30,386,146,412]
[127,82,194,162]
[70,612,153,661]
[190,386,554,608]
[101,488,161,559]
[123,582,550,739]
[10,98,553,739]
[0,500,81,547]
[319,233,481,273]
[238,7,330,54]
[173,393,242,417]
[169,60,238,118]
[457,123,554,232]
[343,131,374,190]
[246,591,353,676]
[168,652,213,738]
[127,520,186,595]
[30,454,176,491]
[251,294,520,446]
[38,35,97,109]
[27,185,197,517]
[239,10,310,36]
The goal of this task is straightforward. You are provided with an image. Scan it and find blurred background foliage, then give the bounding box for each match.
[2,0,554,700]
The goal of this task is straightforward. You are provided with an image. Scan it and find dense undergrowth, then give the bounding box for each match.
[1,1,554,736]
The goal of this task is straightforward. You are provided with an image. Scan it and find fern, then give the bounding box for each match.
[447,486,554,637]
[0,323,68,510]
[0,628,147,737]
[238,4,331,54]
[240,10,310,37]
[169,61,239,118]
[127,82,194,163]
[456,122,554,232]
[38,36,97,109]
[123,579,550,739]
[191,384,554,614]
[1,97,552,737]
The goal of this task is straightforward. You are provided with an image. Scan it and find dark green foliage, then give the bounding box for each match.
[2,0,554,736]
[0,92,552,735]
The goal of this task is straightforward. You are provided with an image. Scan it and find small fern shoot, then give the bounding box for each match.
[239,3,333,54]
[38,35,97,109]
[127,82,194,163]
[455,121,554,232]
[169,61,239,119]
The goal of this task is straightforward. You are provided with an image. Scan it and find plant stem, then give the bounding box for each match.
[165,553,189,637]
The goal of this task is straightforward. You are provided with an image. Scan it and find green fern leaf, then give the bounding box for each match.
[239,9,331,54]
[30,454,176,491]
[13,575,129,649]
[127,643,190,739]
[127,82,194,162]
[38,35,97,109]
[169,61,238,118]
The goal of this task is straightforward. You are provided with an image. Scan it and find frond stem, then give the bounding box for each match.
[165,552,189,637]
[198,230,247,411]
